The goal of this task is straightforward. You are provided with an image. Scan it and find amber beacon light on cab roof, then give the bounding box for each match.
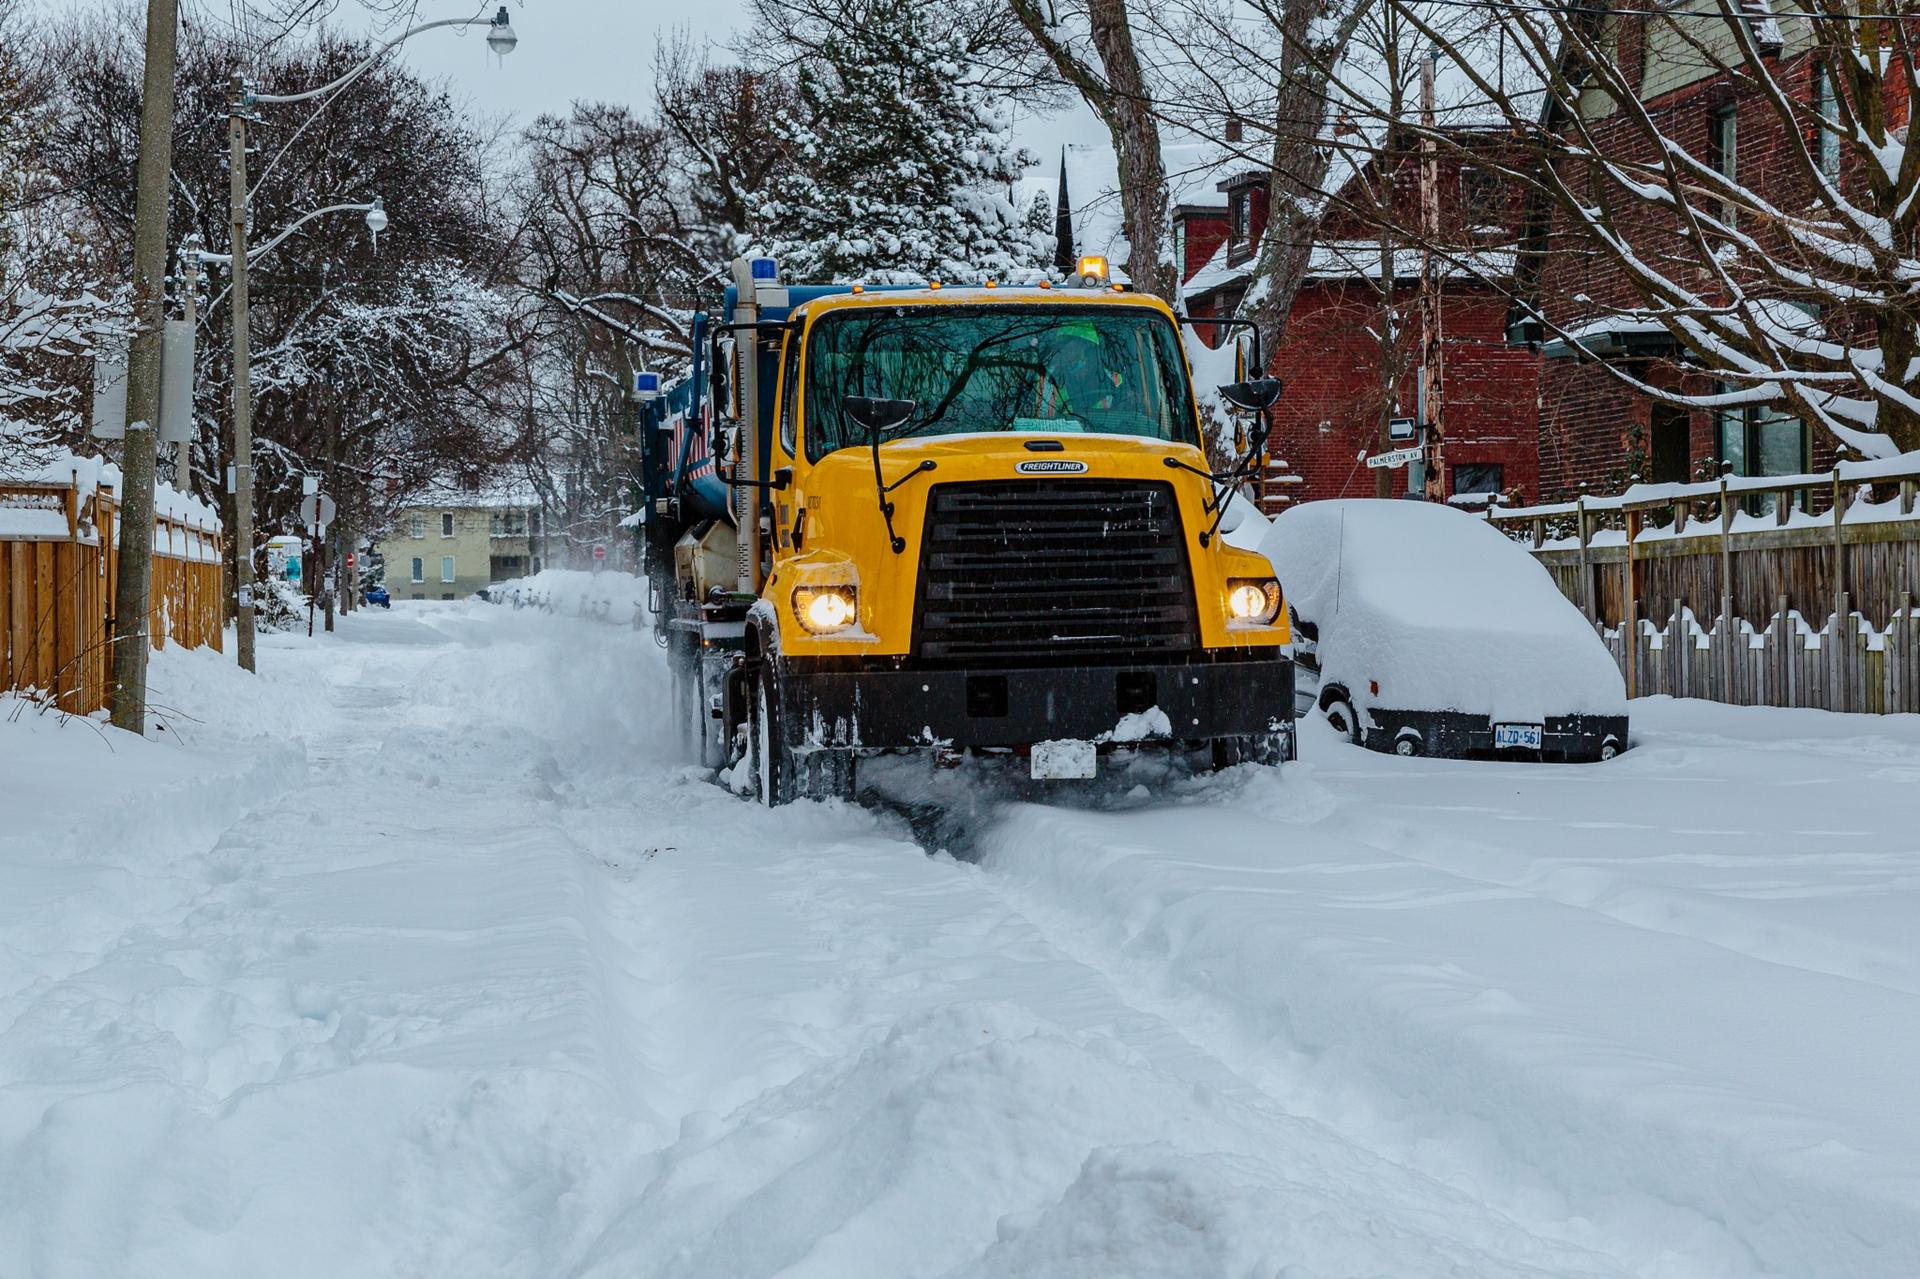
[632,255,1296,804]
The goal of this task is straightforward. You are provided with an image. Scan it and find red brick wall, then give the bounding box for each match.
[1531,38,1890,498]
[1180,211,1228,278]
[1263,281,1541,511]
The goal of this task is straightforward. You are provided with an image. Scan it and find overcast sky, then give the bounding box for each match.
[134,1,1104,189]
[380,1,1101,190]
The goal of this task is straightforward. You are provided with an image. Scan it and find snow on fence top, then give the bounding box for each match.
[1487,453,1920,523]
[1483,454,1920,553]
[0,448,222,562]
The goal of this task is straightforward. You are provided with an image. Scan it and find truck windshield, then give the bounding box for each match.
[803,304,1197,460]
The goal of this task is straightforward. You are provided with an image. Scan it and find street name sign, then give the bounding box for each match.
[1365,446,1425,470]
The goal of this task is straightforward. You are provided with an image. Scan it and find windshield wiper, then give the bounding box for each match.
[844,396,935,554]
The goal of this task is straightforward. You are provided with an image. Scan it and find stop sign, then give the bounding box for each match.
[346,552,356,569]
[592,543,607,561]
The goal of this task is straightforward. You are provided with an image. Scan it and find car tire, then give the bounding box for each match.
[1320,687,1359,745]
[1393,730,1423,757]
[1598,735,1622,762]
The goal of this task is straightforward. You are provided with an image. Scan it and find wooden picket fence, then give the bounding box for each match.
[1486,458,1920,713]
[0,460,224,715]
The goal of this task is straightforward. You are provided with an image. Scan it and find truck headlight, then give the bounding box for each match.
[1226,577,1282,624]
[794,584,858,635]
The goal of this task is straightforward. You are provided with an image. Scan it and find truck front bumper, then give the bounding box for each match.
[778,656,1295,751]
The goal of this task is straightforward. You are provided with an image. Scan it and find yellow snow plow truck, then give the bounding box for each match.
[650,256,1294,804]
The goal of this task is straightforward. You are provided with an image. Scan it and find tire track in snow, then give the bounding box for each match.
[962,758,1920,1279]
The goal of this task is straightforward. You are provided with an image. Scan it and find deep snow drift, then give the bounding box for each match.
[2,597,1916,1277]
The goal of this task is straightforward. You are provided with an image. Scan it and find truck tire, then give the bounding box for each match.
[1210,730,1288,770]
[750,662,799,806]
[750,659,856,805]
[669,631,702,761]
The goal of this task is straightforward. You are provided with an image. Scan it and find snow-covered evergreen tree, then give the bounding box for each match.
[749,0,1046,284]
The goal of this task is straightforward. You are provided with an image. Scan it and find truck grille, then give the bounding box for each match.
[912,480,1199,665]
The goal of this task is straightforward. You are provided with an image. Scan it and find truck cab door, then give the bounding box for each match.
[773,330,804,556]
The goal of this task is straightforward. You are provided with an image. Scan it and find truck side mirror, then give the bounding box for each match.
[844,395,916,437]
[1217,377,1284,414]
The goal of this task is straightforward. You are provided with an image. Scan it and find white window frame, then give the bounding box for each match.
[1812,64,1841,180]
[408,515,424,539]
[410,556,424,583]
[440,512,455,538]
[440,555,456,583]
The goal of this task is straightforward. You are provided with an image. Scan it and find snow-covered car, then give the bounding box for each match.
[1261,499,1627,761]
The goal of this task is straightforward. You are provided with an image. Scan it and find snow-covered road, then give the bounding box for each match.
[3,598,1916,1277]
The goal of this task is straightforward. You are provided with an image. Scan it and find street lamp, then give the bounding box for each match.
[486,7,518,57]
[222,7,520,673]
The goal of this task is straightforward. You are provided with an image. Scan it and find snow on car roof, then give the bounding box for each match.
[1262,499,1625,719]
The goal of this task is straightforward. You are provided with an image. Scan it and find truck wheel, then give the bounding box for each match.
[1210,731,1287,770]
[750,663,799,807]
[669,632,702,760]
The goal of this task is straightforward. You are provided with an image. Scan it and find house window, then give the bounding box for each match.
[1229,190,1250,247]
[408,515,424,539]
[529,510,541,535]
[440,555,456,583]
[1172,218,1187,273]
[490,513,502,536]
[1707,105,1738,210]
[1717,388,1808,513]
[1459,165,1501,223]
[410,556,424,583]
[440,512,454,537]
[1649,405,1690,484]
[1811,64,1841,180]
[1451,462,1504,496]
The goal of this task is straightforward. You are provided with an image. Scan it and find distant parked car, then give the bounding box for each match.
[364,584,391,608]
[1261,500,1627,761]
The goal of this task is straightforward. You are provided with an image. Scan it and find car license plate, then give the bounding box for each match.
[1031,739,1097,779]
[1494,723,1543,750]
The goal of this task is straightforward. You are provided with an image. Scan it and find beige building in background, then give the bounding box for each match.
[376,483,554,601]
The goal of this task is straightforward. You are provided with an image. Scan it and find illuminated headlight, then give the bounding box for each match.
[1226,577,1282,624]
[794,585,858,635]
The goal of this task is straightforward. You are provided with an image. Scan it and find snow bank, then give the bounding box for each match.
[479,568,648,624]
[1263,499,1625,719]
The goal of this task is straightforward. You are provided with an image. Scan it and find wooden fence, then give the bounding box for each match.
[1,460,224,715]
[1486,459,1920,712]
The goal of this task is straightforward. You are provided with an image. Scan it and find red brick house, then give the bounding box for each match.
[1178,131,1542,511]
[1513,12,1913,500]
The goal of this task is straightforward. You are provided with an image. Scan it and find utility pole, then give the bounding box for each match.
[107,0,180,732]
[1416,45,1447,503]
[175,235,201,488]
[1374,7,1404,501]
[228,74,259,672]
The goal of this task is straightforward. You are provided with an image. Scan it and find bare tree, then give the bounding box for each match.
[1009,0,1181,301]
[1378,0,1920,458]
